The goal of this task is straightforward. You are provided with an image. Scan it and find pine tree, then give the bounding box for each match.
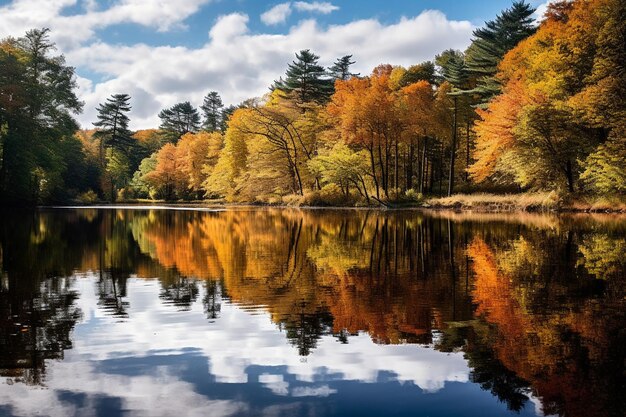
[273,49,334,104]
[328,55,359,81]
[436,50,468,89]
[220,104,238,132]
[200,91,223,132]
[158,101,200,142]
[93,94,134,201]
[435,50,470,195]
[93,94,133,161]
[465,1,536,103]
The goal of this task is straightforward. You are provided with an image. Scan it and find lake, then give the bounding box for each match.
[0,207,624,417]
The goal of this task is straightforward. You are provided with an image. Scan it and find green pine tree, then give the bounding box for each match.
[93,93,134,201]
[158,101,200,141]
[273,49,334,104]
[328,55,359,81]
[93,94,133,160]
[464,1,536,103]
[201,91,223,132]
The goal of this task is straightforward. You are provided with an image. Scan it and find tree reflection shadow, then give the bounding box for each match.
[0,207,624,417]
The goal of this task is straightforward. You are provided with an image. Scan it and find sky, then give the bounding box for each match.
[0,0,550,129]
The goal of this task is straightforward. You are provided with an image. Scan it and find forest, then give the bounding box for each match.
[0,0,624,207]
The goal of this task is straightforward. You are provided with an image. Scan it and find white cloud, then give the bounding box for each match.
[0,0,214,49]
[0,276,473,416]
[261,1,339,26]
[532,1,550,23]
[70,11,473,129]
[210,13,249,41]
[0,1,474,130]
[293,1,339,14]
[261,2,293,26]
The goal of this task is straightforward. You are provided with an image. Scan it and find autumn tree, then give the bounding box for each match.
[220,104,238,132]
[327,64,447,201]
[204,110,249,199]
[308,142,371,203]
[145,143,186,200]
[177,131,223,198]
[471,0,624,194]
[397,80,438,193]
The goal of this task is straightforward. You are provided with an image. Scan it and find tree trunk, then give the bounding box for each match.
[369,146,380,199]
[378,140,388,198]
[566,159,575,192]
[466,119,470,184]
[394,135,399,197]
[448,96,458,197]
[419,137,428,194]
[439,143,444,196]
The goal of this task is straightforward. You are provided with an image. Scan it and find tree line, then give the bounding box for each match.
[0,0,623,206]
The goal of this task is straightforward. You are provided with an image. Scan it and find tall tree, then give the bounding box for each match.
[436,50,470,195]
[274,49,334,105]
[464,1,536,103]
[200,91,223,132]
[470,0,624,194]
[93,94,134,201]
[0,28,83,204]
[158,101,200,142]
[328,55,359,81]
[93,94,133,161]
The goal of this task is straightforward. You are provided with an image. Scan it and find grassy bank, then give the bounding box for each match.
[424,193,626,213]
[67,192,625,213]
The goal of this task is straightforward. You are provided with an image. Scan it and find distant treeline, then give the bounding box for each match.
[0,0,623,206]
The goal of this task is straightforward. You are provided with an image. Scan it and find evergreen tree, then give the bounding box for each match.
[328,55,359,81]
[400,61,436,86]
[273,49,334,104]
[93,94,133,201]
[201,91,223,132]
[158,101,200,142]
[436,50,471,196]
[436,50,468,88]
[93,94,133,160]
[465,1,536,103]
[220,104,238,132]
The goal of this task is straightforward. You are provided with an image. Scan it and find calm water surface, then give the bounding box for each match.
[0,208,624,417]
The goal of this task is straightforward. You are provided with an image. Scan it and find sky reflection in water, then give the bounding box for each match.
[0,208,624,417]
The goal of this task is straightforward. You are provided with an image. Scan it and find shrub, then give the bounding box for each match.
[76,190,99,204]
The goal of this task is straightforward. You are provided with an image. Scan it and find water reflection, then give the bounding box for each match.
[0,207,624,417]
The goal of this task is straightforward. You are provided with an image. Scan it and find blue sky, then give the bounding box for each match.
[0,0,549,128]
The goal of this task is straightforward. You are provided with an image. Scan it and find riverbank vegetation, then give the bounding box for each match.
[0,0,624,208]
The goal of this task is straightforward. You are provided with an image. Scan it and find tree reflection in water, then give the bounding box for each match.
[0,207,623,417]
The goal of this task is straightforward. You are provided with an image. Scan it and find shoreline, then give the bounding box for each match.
[35,199,626,214]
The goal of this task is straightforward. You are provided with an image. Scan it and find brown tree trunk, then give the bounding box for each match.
[566,159,575,192]
[448,96,458,197]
